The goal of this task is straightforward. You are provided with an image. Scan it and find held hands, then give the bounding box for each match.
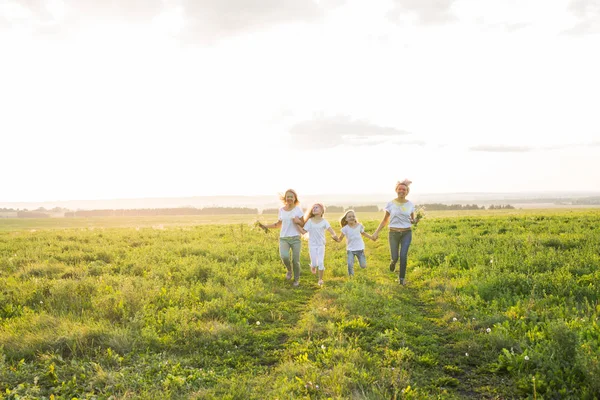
[372,231,379,241]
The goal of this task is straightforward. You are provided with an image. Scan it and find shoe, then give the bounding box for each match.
[311,267,316,274]
[389,262,396,272]
[318,279,323,286]
[285,271,293,280]
[399,278,406,286]
[292,280,300,287]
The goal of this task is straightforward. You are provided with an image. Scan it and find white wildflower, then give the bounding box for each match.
[465,353,469,357]
[321,344,326,350]
[453,317,458,322]
[524,356,530,361]
[486,328,491,333]
[256,321,260,325]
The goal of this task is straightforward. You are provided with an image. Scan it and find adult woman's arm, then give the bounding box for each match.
[258,220,282,231]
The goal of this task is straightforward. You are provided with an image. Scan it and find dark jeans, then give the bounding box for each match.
[389,230,412,280]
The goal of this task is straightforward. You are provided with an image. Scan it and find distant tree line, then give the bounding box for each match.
[420,203,484,210]
[17,211,51,218]
[572,197,600,205]
[487,204,515,209]
[421,203,514,210]
[65,207,259,217]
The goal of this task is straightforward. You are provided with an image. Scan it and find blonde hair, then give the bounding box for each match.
[279,189,300,206]
[340,209,357,227]
[304,203,325,221]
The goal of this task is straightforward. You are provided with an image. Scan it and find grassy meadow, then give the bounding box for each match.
[1,209,600,399]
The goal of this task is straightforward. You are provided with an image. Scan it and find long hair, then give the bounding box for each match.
[304,203,325,222]
[279,189,300,206]
[340,209,357,227]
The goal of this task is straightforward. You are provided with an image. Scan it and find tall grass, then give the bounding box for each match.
[1,210,599,398]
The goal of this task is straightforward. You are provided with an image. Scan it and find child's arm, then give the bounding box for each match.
[361,231,376,241]
[293,216,306,227]
[326,227,339,242]
[372,211,390,240]
[335,232,345,243]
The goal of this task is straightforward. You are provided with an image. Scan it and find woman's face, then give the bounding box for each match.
[396,184,408,197]
[285,191,296,204]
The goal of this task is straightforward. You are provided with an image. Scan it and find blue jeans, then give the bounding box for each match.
[347,250,366,276]
[389,230,412,280]
[279,236,301,281]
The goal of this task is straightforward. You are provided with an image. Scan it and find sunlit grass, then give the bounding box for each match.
[1,209,599,398]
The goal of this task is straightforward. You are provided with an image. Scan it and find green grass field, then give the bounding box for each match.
[1,209,599,399]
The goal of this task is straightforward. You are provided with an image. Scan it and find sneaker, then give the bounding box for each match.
[292,280,300,287]
[285,271,293,280]
[318,279,324,286]
[311,266,317,274]
[399,278,406,286]
[389,262,396,272]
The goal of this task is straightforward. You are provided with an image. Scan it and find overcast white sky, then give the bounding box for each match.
[1,0,599,202]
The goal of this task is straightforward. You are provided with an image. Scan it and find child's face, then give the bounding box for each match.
[346,212,356,223]
[312,205,323,215]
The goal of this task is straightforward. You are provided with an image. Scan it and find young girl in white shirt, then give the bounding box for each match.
[257,189,305,287]
[297,203,339,286]
[373,179,417,285]
[337,210,375,276]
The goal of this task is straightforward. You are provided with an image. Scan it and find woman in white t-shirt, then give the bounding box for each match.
[257,189,305,286]
[373,180,417,285]
[337,210,375,276]
[297,203,339,286]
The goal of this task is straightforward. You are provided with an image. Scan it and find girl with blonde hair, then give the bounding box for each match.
[297,203,339,286]
[337,210,375,276]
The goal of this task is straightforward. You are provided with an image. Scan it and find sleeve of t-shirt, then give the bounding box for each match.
[341,226,348,235]
[324,220,331,229]
[278,208,283,221]
[384,202,392,213]
[294,207,304,218]
[304,219,312,231]
[359,224,365,233]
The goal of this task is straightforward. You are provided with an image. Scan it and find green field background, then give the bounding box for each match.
[1,209,599,399]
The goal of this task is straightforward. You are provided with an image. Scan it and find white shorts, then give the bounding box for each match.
[309,245,326,270]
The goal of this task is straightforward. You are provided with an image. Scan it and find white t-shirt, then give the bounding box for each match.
[303,218,331,247]
[385,200,415,229]
[278,206,304,237]
[341,223,365,251]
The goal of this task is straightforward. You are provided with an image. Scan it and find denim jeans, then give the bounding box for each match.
[347,250,367,276]
[389,230,412,280]
[279,236,301,281]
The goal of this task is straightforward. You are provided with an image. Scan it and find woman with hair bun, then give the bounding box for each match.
[373,179,417,286]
